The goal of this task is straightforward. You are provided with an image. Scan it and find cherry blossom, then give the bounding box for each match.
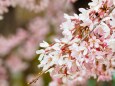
[36,0,115,85]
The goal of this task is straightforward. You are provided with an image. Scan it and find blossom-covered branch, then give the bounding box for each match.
[36,0,115,86]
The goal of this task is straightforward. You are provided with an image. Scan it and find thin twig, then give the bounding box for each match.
[28,65,54,85]
[28,71,45,85]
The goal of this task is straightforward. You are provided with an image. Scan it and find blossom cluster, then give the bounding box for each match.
[36,0,115,85]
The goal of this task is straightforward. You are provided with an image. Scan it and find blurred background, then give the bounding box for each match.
[0,0,115,86]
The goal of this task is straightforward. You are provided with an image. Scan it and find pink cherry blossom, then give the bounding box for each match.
[36,0,115,85]
[89,36,100,48]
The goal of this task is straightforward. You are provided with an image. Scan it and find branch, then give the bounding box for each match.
[28,71,45,85]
